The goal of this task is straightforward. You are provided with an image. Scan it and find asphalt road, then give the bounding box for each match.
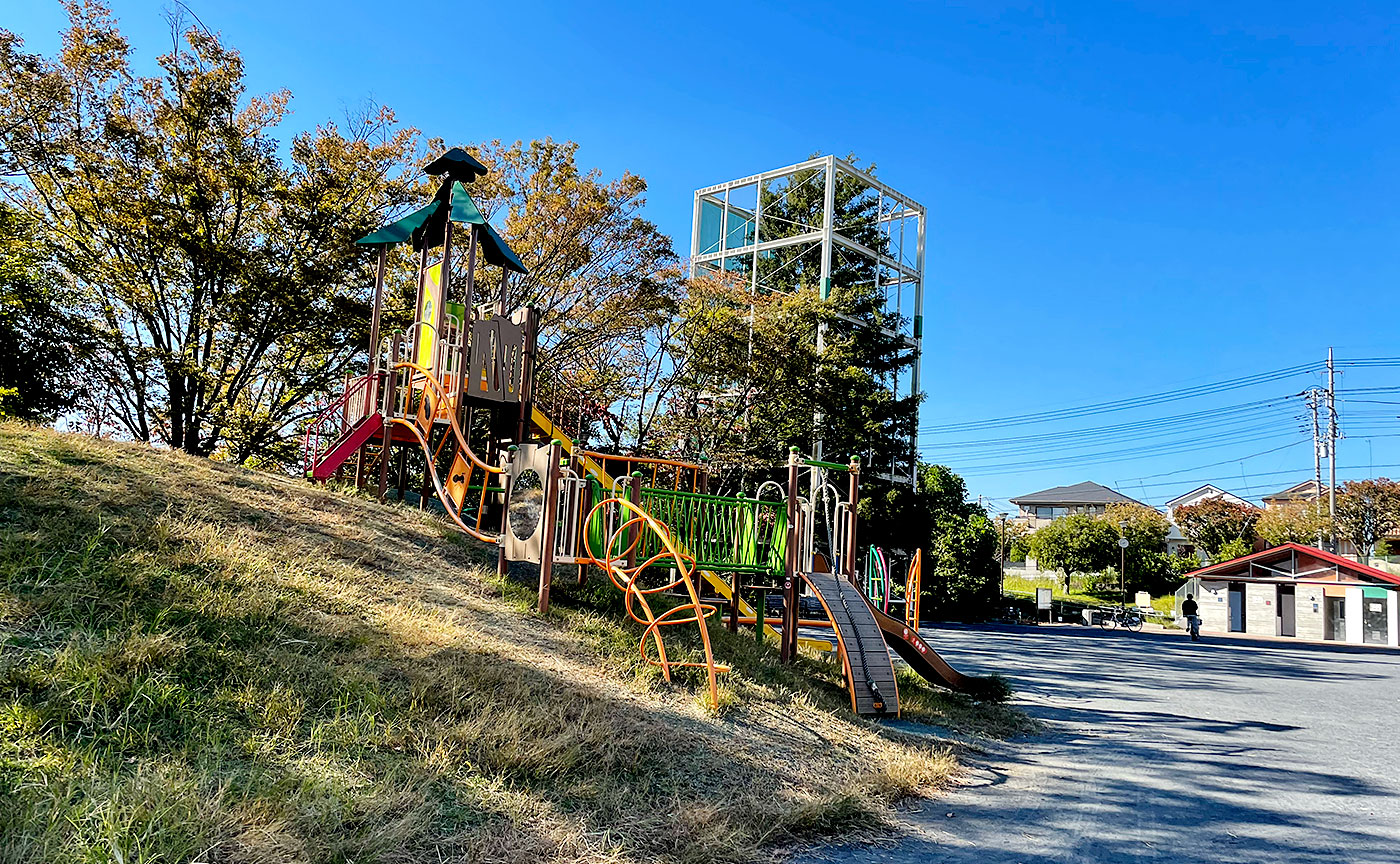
[796,624,1400,864]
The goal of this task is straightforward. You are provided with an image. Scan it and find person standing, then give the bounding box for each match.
[1182,593,1201,642]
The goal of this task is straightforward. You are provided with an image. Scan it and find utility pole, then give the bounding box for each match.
[1307,388,1325,547]
[1327,347,1339,550]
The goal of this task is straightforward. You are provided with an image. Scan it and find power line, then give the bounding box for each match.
[919,395,1298,447]
[949,428,1309,476]
[920,362,1323,434]
[922,404,1303,460]
[982,462,1400,504]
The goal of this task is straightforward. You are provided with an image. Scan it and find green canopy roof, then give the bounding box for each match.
[355,181,527,274]
[355,201,435,246]
[425,147,489,183]
[479,221,527,274]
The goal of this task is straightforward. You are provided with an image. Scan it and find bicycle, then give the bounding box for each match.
[1097,605,1144,633]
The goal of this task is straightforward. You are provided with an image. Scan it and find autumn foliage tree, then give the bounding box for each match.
[0,2,420,462]
[450,138,682,452]
[1174,498,1261,562]
[1256,502,1329,547]
[1335,478,1400,557]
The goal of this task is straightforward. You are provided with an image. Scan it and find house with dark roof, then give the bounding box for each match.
[1261,480,1327,509]
[1009,481,1145,529]
[1182,543,1399,646]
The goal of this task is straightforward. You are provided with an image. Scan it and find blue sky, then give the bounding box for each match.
[11,1,1400,511]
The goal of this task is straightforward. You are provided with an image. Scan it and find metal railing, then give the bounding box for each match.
[301,372,380,476]
[385,341,504,543]
[583,452,709,493]
[636,487,788,577]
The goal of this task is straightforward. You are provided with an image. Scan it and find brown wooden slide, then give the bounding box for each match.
[800,571,901,717]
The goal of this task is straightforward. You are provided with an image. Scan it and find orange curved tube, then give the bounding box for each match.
[580,497,724,708]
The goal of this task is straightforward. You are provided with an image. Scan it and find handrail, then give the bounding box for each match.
[384,358,503,544]
[582,451,708,493]
[389,358,501,478]
[302,373,378,476]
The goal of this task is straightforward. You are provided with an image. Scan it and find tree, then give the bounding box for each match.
[1029,513,1119,587]
[1104,502,1169,571]
[0,205,88,421]
[450,138,682,453]
[667,155,919,482]
[853,463,999,619]
[1173,498,1260,562]
[997,519,1032,564]
[913,465,1000,618]
[1101,503,1182,595]
[0,3,419,461]
[659,272,826,489]
[1335,479,1400,558]
[1257,502,1329,547]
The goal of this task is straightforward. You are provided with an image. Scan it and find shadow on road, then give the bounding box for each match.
[797,623,1400,864]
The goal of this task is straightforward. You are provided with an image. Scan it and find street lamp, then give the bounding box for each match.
[1118,519,1130,607]
[998,513,1008,607]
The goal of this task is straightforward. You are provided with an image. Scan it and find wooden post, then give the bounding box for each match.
[417,428,433,510]
[845,457,861,585]
[457,225,478,408]
[516,307,538,445]
[537,439,563,614]
[376,336,398,503]
[728,570,741,634]
[781,447,800,664]
[498,446,514,579]
[626,472,642,572]
[577,462,592,586]
[395,445,409,502]
[413,242,430,365]
[368,245,388,380]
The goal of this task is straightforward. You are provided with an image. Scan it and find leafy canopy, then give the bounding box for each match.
[0,1,420,461]
[1257,502,1328,547]
[1335,479,1400,556]
[0,205,88,422]
[1173,498,1260,562]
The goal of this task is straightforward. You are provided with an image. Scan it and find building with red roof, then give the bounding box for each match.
[1182,543,1399,646]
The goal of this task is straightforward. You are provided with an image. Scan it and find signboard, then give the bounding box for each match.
[1036,587,1052,610]
[1118,538,1130,548]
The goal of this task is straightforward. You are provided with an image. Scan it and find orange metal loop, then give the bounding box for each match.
[581,496,725,707]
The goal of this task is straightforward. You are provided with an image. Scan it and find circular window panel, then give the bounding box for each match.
[508,469,544,541]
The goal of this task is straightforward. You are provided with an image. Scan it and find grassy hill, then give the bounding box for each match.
[0,423,1031,864]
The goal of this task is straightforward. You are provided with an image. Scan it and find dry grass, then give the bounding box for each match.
[0,423,1030,864]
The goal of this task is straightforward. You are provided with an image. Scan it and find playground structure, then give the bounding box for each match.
[303,148,994,715]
